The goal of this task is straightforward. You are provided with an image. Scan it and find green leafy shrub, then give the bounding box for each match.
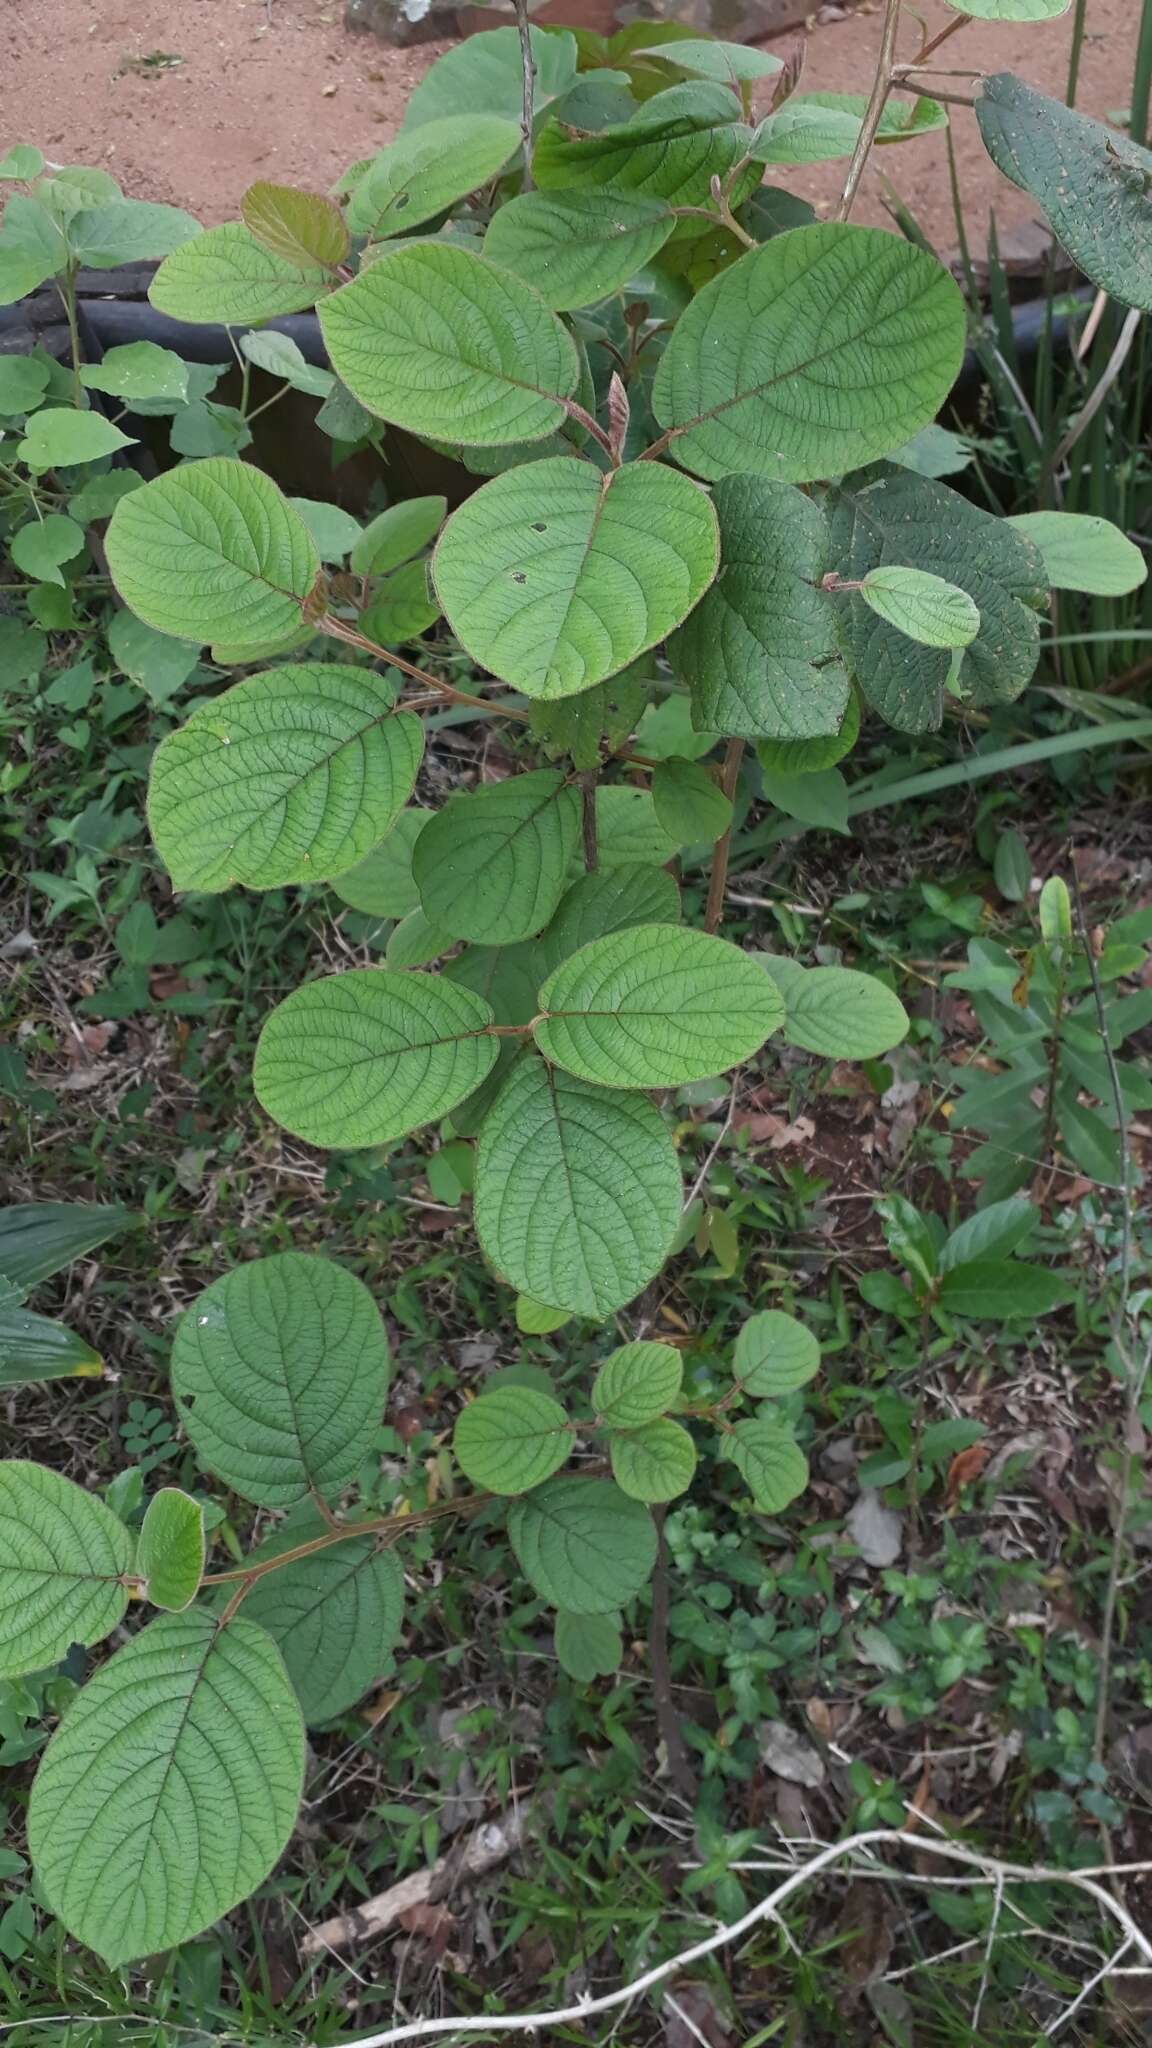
[1,4,1146,1970]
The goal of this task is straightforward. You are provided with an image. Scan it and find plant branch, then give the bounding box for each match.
[317,614,528,721]
[513,0,536,190]
[579,769,598,870]
[200,1493,493,1588]
[703,737,743,934]
[837,0,903,221]
[648,1507,696,1804]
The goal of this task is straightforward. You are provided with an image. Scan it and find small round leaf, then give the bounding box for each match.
[724,1419,809,1511]
[454,1385,572,1493]
[609,1419,696,1503]
[554,1608,622,1680]
[136,1487,205,1612]
[859,566,980,648]
[593,1341,683,1427]
[732,1311,820,1396]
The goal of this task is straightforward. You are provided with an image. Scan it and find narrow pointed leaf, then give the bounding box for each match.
[474,1055,682,1316]
[0,1306,105,1387]
[0,1202,130,1291]
[484,190,676,310]
[150,220,333,323]
[106,458,321,653]
[536,924,784,1087]
[148,665,423,892]
[454,1385,572,1493]
[414,768,581,944]
[953,0,1068,14]
[434,457,719,701]
[936,1259,1071,1318]
[171,1252,390,1507]
[28,1609,304,1966]
[136,1488,204,1612]
[319,244,579,447]
[0,1462,131,1679]
[508,1476,656,1613]
[254,969,498,1148]
[652,224,965,483]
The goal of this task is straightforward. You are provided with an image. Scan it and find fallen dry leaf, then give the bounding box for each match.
[664,1981,732,2048]
[846,1489,903,1567]
[760,1719,825,1787]
[945,1442,989,1507]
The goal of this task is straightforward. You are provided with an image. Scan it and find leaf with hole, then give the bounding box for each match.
[484,190,677,310]
[508,1476,656,1613]
[28,1609,304,1965]
[320,245,578,447]
[652,225,965,483]
[241,181,349,271]
[593,1341,683,1427]
[859,567,980,648]
[254,969,498,1148]
[536,922,783,1088]
[733,1310,820,1396]
[554,1608,622,1680]
[149,665,422,892]
[454,1385,572,1493]
[135,1488,204,1612]
[670,477,848,740]
[1006,512,1146,596]
[414,768,580,944]
[106,458,320,654]
[241,1510,405,1725]
[150,220,334,323]
[474,1055,681,1316]
[724,1419,809,1511]
[609,1418,696,1503]
[348,115,520,241]
[434,457,718,702]
[0,1462,131,1679]
[171,1252,389,1506]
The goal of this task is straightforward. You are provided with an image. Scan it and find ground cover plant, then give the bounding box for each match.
[2,0,1152,2037]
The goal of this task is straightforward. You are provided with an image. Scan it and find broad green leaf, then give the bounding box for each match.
[534,83,757,217]
[171,1252,390,1506]
[66,201,200,269]
[756,692,860,776]
[1058,1093,1123,1184]
[859,566,980,648]
[352,497,447,578]
[0,1462,131,1678]
[28,1609,304,1965]
[150,666,422,893]
[136,1488,204,1611]
[0,1305,105,1387]
[515,1295,571,1335]
[385,908,451,969]
[593,1341,683,1427]
[241,181,349,270]
[9,514,84,587]
[319,245,579,447]
[670,477,848,740]
[595,785,680,867]
[828,472,1047,732]
[752,91,946,166]
[652,224,965,483]
[242,1514,404,1725]
[0,144,44,180]
[936,1259,1071,1318]
[527,667,648,773]
[288,495,361,560]
[651,759,731,843]
[243,334,335,400]
[1006,512,1146,596]
[474,1054,681,1316]
[330,808,431,917]
[149,220,333,323]
[0,1201,130,1290]
[536,924,784,1087]
[484,190,676,310]
[1039,874,1073,955]
[360,561,441,644]
[732,1310,819,1396]
[633,37,782,83]
[0,245,56,303]
[348,116,520,241]
[977,74,1152,313]
[107,611,200,705]
[891,422,973,478]
[773,964,909,1059]
[939,1198,1037,1272]
[508,1476,657,1612]
[106,457,321,653]
[454,1385,572,1493]
[541,865,681,973]
[414,768,581,944]
[402,26,578,130]
[17,408,134,472]
[434,457,719,701]
[952,0,1069,18]
[69,472,143,523]
[0,354,51,413]
[993,827,1032,902]
[724,1418,809,1511]
[554,1608,622,1679]
[610,1418,696,1502]
[254,969,498,1148]
[79,341,189,405]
